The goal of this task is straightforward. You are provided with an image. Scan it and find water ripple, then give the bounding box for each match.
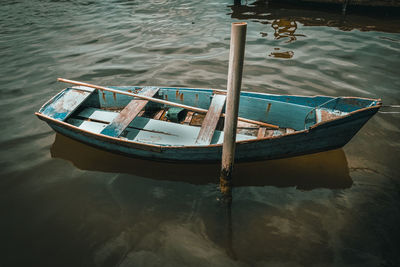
[1,0,400,266]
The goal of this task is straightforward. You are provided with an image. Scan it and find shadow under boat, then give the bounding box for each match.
[229,0,400,33]
[51,134,352,190]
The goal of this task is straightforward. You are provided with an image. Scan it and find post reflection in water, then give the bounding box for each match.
[51,134,352,190]
[218,194,236,260]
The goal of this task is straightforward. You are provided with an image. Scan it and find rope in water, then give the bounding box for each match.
[382,105,400,108]
[379,105,400,113]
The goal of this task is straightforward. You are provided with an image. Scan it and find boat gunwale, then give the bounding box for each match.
[36,87,381,150]
[116,85,382,103]
[51,85,382,106]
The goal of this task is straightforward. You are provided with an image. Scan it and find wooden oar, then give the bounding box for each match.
[58,78,279,129]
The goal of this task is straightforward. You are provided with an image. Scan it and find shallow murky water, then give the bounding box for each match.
[1,0,399,266]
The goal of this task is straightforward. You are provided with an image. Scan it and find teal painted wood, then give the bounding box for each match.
[68,118,107,133]
[36,85,381,162]
[196,94,226,145]
[77,108,118,122]
[100,87,159,137]
[40,87,95,121]
[159,89,212,109]
[97,86,143,109]
[238,95,318,130]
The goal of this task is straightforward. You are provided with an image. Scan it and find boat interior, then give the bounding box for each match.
[39,86,378,146]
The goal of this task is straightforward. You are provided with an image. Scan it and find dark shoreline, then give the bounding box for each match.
[279,0,400,8]
[234,0,400,14]
[230,0,400,33]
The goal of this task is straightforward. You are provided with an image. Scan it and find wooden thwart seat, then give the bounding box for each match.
[195,94,226,145]
[42,86,95,121]
[257,127,267,138]
[100,87,159,137]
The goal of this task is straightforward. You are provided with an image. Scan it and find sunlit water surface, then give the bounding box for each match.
[0,0,399,266]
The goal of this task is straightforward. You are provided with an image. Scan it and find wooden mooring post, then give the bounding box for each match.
[220,22,247,201]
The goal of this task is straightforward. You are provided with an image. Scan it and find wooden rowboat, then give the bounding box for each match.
[35,79,381,162]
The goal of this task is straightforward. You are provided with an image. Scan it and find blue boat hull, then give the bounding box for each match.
[37,88,379,162]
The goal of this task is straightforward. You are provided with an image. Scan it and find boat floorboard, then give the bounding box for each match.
[71,107,256,146]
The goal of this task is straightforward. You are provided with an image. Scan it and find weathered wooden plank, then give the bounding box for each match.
[237,120,258,129]
[183,111,194,124]
[196,94,226,145]
[237,120,259,136]
[286,128,295,134]
[100,87,159,137]
[257,127,267,138]
[263,130,276,137]
[72,86,97,93]
[42,87,95,121]
[316,108,344,123]
[153,109,165,120]
[189,113,205,126]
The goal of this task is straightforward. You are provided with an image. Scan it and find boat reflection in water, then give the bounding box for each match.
[51,134,352,190]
